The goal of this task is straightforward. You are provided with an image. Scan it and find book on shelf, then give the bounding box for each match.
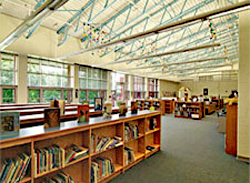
[119,102,127,116]
[91,134,122,153]
[145,118,157,132]
[125,123,139,142]
[65,144,89,164]
[50,100,65,116]
[94,97,103,111]
[44,108,60,129]
[78,104,89,123]
[91,157,115,183]
[0,111,20,137]
[124,147,135,165]
[40,171,74,183]
[103,102,112,119]
[0,152,31,183]
[131,101,138,114]
[34,144,88,175]
[146,145,156,151]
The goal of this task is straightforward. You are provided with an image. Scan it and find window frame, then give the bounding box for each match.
[1,85,17,104]
[79,66,108,103]
[148,78,159,98]
[0,52,18,104]
[133,76,146,99]
[27,86,73,103]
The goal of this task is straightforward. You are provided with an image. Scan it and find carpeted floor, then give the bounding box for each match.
[110,113,249,183]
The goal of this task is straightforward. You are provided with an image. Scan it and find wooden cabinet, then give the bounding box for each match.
[225,104,237,155]
[0,111,161,183]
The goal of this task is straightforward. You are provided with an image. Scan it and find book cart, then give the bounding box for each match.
[174,101,205,120]
[0,110,161,183]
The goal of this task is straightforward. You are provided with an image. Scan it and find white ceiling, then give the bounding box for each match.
[0,0,240,81]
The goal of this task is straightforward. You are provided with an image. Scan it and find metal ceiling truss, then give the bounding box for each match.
[0,0,68,50]
[135,18,239,67]
[85,0,174,51]
[103,0,215,59]
[26,0,46,39]
[150,44,238,72]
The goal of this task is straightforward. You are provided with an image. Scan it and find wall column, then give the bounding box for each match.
[72,65,79,103]
[107,71,112,100]
[238,10,250,158]
[17,54,28,103]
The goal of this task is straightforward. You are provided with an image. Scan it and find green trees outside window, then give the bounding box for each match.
[28,89,40,103]
[43,90,61,102]
[88,91,99,105]
[3,89,15,103]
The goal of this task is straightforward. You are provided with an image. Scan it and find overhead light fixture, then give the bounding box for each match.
[95,43,220,66]
[209,5,250,19]
[0,0,68,50]
[57,0,250,59]
[118,56,227,71]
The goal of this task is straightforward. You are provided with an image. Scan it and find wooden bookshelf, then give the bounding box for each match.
[205,102,217,115]
[136,99,165,115]
[225,104,237,155]
[174,101,205,120]
[0,110,161,183]
[162,100,174,114]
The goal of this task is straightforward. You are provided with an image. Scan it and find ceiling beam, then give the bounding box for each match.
[95,43,220,66]
[57,0,249,59]
[117,56,227,71]
[0,0,68,50]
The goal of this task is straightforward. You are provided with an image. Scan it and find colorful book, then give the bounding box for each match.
[44,108,60,129]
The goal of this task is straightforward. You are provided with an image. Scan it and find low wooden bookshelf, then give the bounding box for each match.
[136,99,165,115]
[162,100,174,114]
[174,101,205,120]
[0,110,161,183]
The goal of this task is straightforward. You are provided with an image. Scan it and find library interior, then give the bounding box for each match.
[0,0,249,183]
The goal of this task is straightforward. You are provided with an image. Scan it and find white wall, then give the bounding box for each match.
[180,80,238,97]
[238,10,250,159]
[159,79,180,97]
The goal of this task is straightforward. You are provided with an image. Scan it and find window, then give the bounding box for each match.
[148,79,159,98]
[28,89,40,103]
[27,58,73,103]
[79,91,86,102]
[79,66,108,103]
[2,88,15,103]
[133,76,146,99]
[43,89,61,102]
[88,91,99,104]
[0,53,17,103]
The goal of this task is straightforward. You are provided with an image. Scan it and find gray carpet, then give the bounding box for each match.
[110,113,249,183]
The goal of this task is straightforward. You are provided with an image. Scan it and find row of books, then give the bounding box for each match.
[91,134,122,153]
[40,171,74,183]
[34,144,88,176]
[0,152,31,183]
[145,118,158,132]
[124,147,135,165]
[91,157,115,183]
[125,123,139,142]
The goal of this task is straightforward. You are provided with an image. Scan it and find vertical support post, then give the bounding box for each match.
[17,54,28,103]
[238,9,250,159]
[73,65,80,103]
